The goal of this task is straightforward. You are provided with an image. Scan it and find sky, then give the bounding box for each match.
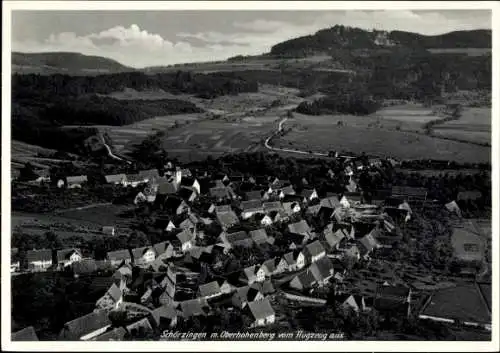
[11,10,492,68]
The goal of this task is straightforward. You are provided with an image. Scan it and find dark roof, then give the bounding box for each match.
[249,229,268,245]
[374,285,410,312]
[150,305,178,326]
[216,211,239,228]
[323,224,347,248]
[138,169,160,180]
[240,200,263,212]
[107,249,131,261]
[180,176,197,187]
[107,283,122,302]
[199,281,222,297]
[300,188,317,199]
[153,241,169,256]
[304,240,326,258]
[245,190,263,201]
[210,187,230,199]
[105,174,126,183]
[310,257,335,281]
[180,299,208,318]
[12,326,39,341]
[164,197,185,212]
[248,298,275,320]
[131,246,154,259]
[263,201,283,212]
[26,249,52,263]
[288,220,312,236]
[59,310,111,340]
[94,327,127,341]
[457,190,483,201]
[391,186,427,199]
[178,187,196,200]
[56,248,81,262]
[176,229,195,244]
[292,270,316,289]
[66,175,88,184]
[158,181,179,195]
[358,232,379,254]
[224,231,252,247]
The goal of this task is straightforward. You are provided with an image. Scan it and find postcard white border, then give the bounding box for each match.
[2,1,499,352]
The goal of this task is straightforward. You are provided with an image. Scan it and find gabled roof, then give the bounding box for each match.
[178,187,196,200]
[309,257,334,282]
[180,176,197,187]
[94,327,127,341]
[131,246,154,259]
[457,190,482,201]
[245,190,263,201]
[240,200,263,212]
[248,298,275,320]
[282,201,300,215]
[176,229,195,244]
[288,220,312,236]
[282,249,302,265]
[215,204,232,214]
[210,187,230,199]
[125,174,144,183]
[292,270,316,289]
[300,189,317,199]
[59,310,111,340]
[303,240,325,258]
[243,265,259,281]
[153,241,169,256]
[180,299,208,318]
[164,197,186,212]
[138,169,160,180]
[263,201,283,213]
[323,224,347,248]
[158,181,179,195]
[223,231,252,247]
[320,196,341,209]
[249,229,268,245]
[106,283,122,302]
[150,305,178,326]
[216,211,239,228]
[391,186,428,198]
[279,185,296,195]
[107,249,131,261]
[66,175,88,184]
[26,249,52,263]
[261,257,279,273]
[358,232,379,254]
[12,326,39,341]
[56,248,81,262]
[199,281,222,297]
[374,285,410,312]
[105,174,126,183]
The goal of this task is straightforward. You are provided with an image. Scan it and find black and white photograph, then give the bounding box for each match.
[2,1,498,351]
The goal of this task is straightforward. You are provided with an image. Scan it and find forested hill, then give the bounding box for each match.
[269,26,492,57]
[12,52,134,75]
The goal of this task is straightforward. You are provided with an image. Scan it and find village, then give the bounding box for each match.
[11,151,492,341]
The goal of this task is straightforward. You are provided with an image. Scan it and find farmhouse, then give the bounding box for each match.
[180,177,201,195]
[243,265,266,284]
[26,249,53,271]
[107,249,132,267]
[219,231,253,250]
[245,190,264,201]
[95,283,123,310]
[178,187,197,203]
[249,228,269,245]
[56,248,83,268]
[279,250,305,271]
[320,196,341,209]
[210,186,232,201]
[289,270,316,291]
[66,175,88,189]
[232,286,264,309]
[150,305,178,330]
[240,200,264,219]
[198,281,223,299]
[124,174,146,187]
[179,299,210,319]
[288,220,313,239]
[277,185,296,199]
[102,226,116,236]
[391,186,428,203]
[247,298,275,327]
[131,246,156,265]
[93,327,127,341]
[138,169,160,183]
[12,326,39,341]
[302,240,326,264]
[300,188,319,203]
[216,210,240,230]
[309,256,335,286]
[323,224,348,250]
[105,174,127,185]
[445,201,462,217]
[336,294,367,313]
[358,230,380,259]
[11,249,20,273]
[175,229,196,252]
[58,310,112,341]
[260,257,282,277]
[157,180,179,195]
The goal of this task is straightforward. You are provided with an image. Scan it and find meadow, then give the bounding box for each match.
[432,107,491,145]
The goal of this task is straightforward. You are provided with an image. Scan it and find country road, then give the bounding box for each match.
[264,116,329,157]
[100,134,132,164]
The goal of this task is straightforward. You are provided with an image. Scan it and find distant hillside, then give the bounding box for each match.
[269,26,491,57]
[12,52,134,75]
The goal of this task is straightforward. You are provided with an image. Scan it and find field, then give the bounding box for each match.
[432,108,491,145]
[375,104,440,130]
[274,113,491,163]
[11,140,75,175]
[450,225,485,263]
[427,48,491,56]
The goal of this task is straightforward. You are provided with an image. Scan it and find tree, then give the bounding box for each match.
[19,162,38,181]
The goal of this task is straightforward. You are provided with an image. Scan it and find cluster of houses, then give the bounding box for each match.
[14,157,449,341]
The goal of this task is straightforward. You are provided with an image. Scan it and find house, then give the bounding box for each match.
[374,285,412,318]
[336,294,367,313]
[260,257,281,277]
[198,281,223,299]
[289,270,316,291]
[243,265,266,284]
[219,231,253,250]
[157,179,179,195]
[138,169,160,184]
[358,230,380,259]
[302,240,326,264]
[320,196,341,210]
[179,298,210,319]
[282,201,301,216]
[163,197,190,215]
[107,249,132,267]
[93,327,127,341]
[245,190,264,201]
[66,175,88,189]
[152,241,170,258]
[56,248,82,268]
[445,200,462,217]
[124,174,146,188]
[178,187,197,203]
[252,279,275,295]
[257,213,273,227]
[288,220,313,239]
[210,186,232,201]
[150,305,178,330]
[102,226,116,236]
[26,249,53,271]
[322,225,346,251]
[247,298,275,327]
[240,200,264,219]
[58,310,112,341]
[277,185,296,199]
[131,246,156,265]
[96,283,123,310]
[180,177,201,195]
[340,193,363,208]
[105,174,127,185]
[126,317,154,338]
[300,188,318,203]
[176,229,196,252]
[279,250,305,272]
[216,210,240,230]
[263,201,284,213]
[249,228,269,245]
[11,248,20,273]
[12,326,39,341]
[309,257,335,286]
[232,286,264,309]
